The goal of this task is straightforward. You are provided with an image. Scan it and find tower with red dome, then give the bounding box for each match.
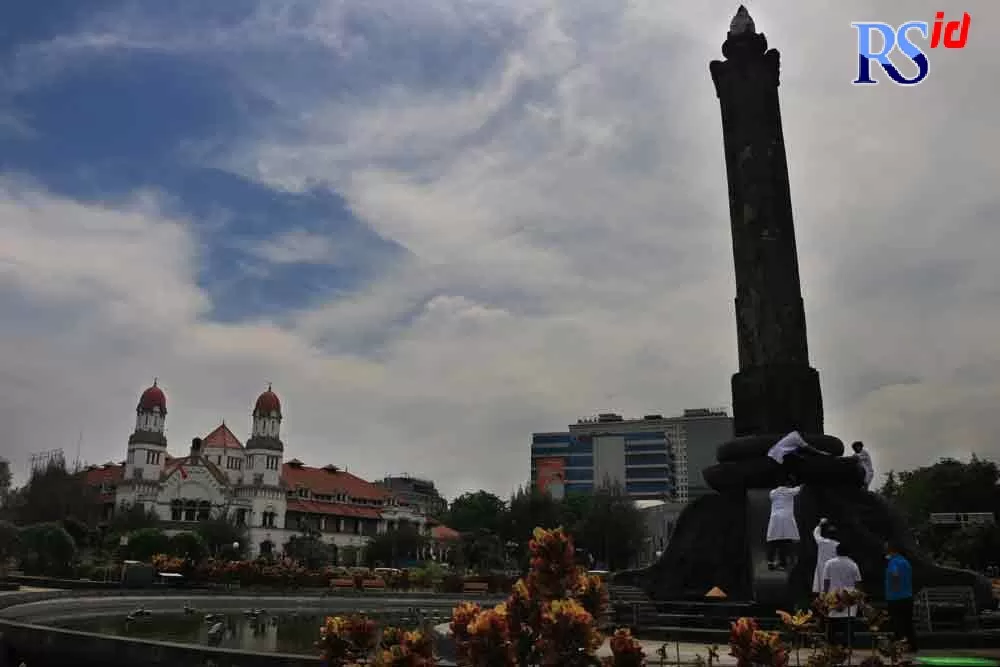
[245,385,284,489]
[122,380,169,498]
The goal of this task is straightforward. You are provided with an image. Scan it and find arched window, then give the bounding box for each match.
[184,500,197,522]
[260,540,274,557]
[197,501,211,521]
[170,499,183,521]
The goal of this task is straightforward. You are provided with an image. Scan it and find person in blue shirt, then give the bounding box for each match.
[885,540,918,653]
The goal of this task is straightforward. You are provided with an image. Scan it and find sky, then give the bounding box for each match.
[0,0,997,501]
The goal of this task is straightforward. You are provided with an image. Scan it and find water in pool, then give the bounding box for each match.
[54,608,447,655]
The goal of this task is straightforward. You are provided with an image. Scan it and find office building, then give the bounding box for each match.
[530,409,733,502]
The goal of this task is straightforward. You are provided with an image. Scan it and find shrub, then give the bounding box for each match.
[18,522,77,576]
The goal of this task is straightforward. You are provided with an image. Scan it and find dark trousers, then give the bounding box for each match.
[887,597,918,652]
[827,616,854,647]
[767,539,795,568]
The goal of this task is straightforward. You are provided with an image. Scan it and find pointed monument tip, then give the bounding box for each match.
[730,5,756,35]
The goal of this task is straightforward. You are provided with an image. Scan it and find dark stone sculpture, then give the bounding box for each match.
[613,7,993,612]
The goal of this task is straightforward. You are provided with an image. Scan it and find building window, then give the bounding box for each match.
[146,450,161,465]
[266,456,279,470]
[625,442,668,453]
[226,457,242,470]
[566,455,593,467]
[197,501,211,521]
[625,453,669,466]
[565,468,593,481]
[170,499,182,521]
[262,511,277,528]
[246,455,254,469]
[626,480,672,495]
[127,450,135,463]
[298,487,308,498]
[626,466,671,480]
[235,509,248,526]
[565,482,594,493]
[532,434,571,445]
[184,501,197,522]
[532,446,569,457]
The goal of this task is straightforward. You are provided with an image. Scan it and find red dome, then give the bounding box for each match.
[254,386,281,415]
[137,380,166,412]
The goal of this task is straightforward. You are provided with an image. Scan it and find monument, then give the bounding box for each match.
[615,7,992,610]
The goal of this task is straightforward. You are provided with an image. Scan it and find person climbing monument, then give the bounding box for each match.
[768,430,833,470]
[851,441,874,489]
[812,518,840,594]
[885,540,918,653]
[766,479,802,570]
[822,542,863,647]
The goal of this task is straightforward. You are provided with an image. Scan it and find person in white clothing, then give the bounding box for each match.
[822,544,863,647]
[766,481,802,570]
[812,518,839,594]
[768,430,833,465]
[851,441,874,489]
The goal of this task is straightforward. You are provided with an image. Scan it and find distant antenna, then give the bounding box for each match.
[74,431,83,472]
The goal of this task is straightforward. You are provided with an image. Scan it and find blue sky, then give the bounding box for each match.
[0,0,998,497]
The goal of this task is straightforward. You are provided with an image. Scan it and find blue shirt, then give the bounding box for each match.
[885,554,913,600]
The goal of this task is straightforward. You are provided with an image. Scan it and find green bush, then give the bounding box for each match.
[18,523,77,576]
[168,531,208,562]
[124,528,170,562]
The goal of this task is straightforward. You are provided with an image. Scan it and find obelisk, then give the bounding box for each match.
[710,7,824,439]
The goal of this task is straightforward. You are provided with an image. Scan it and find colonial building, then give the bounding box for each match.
[85,381,441,562]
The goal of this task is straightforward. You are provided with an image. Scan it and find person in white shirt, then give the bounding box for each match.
[851,441,874,489]
[812,518,839,594]
[766,481,802,570]
[768,430,833,466]
[822,544,863,647]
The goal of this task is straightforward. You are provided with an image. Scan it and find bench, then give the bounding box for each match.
[330,578,355,589]
[362,578,386,590]
[915,586,978,632]
[462,582,490,596]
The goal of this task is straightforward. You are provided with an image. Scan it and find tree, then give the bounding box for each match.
[285,529,335,569]
[885,455,1000,523]
[15,458,94,526]
[445,491,507,535]
[0,459,10,506]
[108,504,160,534]
[195,511,249,558]
[124,527,170,562]
[168,531,208,562]
[365,525,428,568]
[0,519,18,577]
[572,482,647,571]
[18,522,77,576]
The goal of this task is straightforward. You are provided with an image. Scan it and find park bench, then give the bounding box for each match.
[362,578,386,590]
[915,586,978,632]
[462,582,490,596]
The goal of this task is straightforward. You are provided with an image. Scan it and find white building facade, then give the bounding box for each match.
[112,381,428,561]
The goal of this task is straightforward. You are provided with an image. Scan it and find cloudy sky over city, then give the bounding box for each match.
[0,0,997,498]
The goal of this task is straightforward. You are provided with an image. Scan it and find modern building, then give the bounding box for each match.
[378,475,448,517]
[82,380,435,562]
[530,409,733,502]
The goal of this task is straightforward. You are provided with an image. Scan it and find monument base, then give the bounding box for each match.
[615,475,994,611]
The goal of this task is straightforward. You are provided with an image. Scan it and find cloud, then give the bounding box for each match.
[1,0,999,500]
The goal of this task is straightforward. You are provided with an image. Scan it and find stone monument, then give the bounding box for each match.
[615,7,992,610]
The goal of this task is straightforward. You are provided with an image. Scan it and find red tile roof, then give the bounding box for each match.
[202,423,243,449]
[82,464,123,486]
[286,499,382,519]
[431,525,461,541]
[282,462,389,501]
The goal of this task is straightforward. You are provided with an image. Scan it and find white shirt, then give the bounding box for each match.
[821,556,862,617]
[813,524,839,593]
[766,485,802,541]
[855,450,874,485]
[768,431,807,463]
